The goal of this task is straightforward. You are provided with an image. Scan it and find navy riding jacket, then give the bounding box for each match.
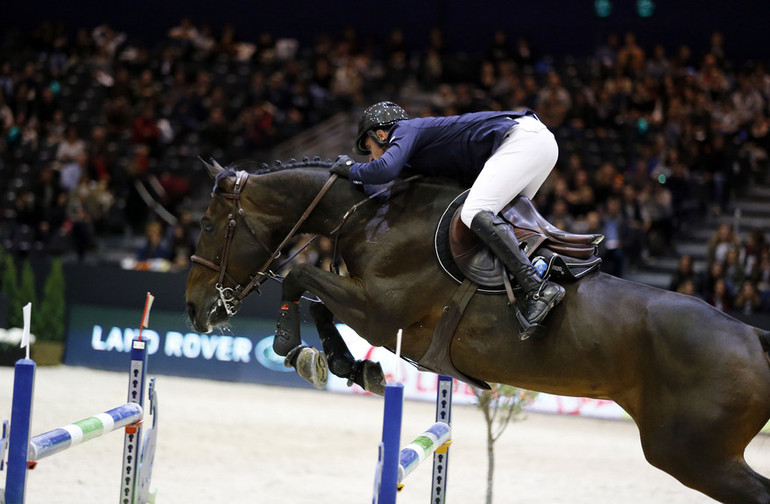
[349,110,538,186]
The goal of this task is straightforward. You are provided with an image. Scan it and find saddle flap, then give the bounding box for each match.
[502,196,604,247]
[448,211,505,285]
[434,190,603,291]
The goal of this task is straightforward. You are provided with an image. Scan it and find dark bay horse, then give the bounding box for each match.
[185,158,770,503]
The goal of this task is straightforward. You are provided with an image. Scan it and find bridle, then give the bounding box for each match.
[190,169,339,317]
[190,165,421,318]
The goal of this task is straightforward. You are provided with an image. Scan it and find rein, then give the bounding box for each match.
[191,169,422,316]
[191,171,338,316]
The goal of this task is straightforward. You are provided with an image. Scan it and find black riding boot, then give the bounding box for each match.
[470,210,566,336]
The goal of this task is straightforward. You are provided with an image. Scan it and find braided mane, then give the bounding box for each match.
[211,156,334,193]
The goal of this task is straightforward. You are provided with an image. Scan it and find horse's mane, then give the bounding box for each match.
[210,156,465,198]
[211,156,334,193]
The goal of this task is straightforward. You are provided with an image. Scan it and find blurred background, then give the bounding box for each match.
[0,0,769,341]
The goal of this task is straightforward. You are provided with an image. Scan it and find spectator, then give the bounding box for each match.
[131,101,162,154]
[59,150,88,193]
[0,90,14,134]
[168,17,199,52]
[707,223,741,266]
[741,229,766,277]
[707,277,732,312]
[617,31,645,76]
[599,197,627,277]
[735,280,762,315]
[137,221,172,262]
[201,106,231,152]
[723,246,747,297]
[167,209,196,271]
[731,71,765,128]
[56,124,87,164]
[676,278,700,298]
[564,169,595,217]
[669,254,700,292]
[535,71,571,128]
[753,249,770,311]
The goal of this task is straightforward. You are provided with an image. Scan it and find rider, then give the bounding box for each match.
[330,101,565,337]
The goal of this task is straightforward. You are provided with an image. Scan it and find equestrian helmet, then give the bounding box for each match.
[354,101,408,155]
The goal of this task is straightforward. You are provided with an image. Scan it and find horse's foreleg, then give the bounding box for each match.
[274,264,374,390]
[309,302,385,395]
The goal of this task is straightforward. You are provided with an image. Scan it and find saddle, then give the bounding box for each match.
[419,191,605,389]
[434,190,604,292]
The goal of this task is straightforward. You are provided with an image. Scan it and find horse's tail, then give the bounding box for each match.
[756,326,770,355]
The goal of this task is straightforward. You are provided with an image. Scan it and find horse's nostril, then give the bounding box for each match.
[186,302,196,321]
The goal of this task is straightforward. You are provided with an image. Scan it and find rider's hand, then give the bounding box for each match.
[330,155,354,179]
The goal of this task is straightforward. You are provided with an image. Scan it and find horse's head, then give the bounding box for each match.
[185,159,280,333]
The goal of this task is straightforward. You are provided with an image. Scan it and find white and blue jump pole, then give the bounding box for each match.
[2,294,158,504]
[2,338,156,504]
[28,402,144,461]
[373,330,453,503]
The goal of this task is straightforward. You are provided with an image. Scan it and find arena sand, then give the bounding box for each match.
[2,365,769,503]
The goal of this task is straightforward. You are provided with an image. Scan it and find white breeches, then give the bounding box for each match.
[460,115,558,227]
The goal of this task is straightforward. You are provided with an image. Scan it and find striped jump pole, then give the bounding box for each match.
[374,374,453,504]
[431,375,453,503]
[121,292,155,504]
[1,294,157,504]
[28,403,143,462]
[397,421,451,485]
[120,337,149,504]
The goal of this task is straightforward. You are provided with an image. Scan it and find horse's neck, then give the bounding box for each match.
[258,168,360,236]
[260,169,463,239]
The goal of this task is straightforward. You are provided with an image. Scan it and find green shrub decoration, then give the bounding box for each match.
[1,253,18,324]
[35,258,66,341]
[10,261,38,329]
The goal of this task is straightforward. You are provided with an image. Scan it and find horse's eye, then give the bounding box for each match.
[202,222,214,234]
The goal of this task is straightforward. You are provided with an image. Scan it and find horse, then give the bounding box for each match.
[185,157,770,504]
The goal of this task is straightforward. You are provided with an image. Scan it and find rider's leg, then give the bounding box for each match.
[470,210,565,326]
[460,115,564,330]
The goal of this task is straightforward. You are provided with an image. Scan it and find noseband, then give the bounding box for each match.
[190,170,339,316]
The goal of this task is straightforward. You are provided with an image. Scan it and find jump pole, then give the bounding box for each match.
[4,358,35,504]
[1,294,158,504]
[431,375,453,502]
[28,403,143,461]
[374,331,454,503]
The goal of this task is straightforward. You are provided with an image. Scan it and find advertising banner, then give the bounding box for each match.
[65,303,628,419]
[65,304,320,389]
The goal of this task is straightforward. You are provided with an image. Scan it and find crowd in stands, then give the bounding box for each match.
[0,20,768,291]
[669,224,770,315]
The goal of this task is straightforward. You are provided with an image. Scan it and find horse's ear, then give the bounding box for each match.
[199,157,222,180]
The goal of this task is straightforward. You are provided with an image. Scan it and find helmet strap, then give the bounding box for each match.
[367,129,390,151]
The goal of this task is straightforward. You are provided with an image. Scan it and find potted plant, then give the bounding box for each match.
[31,258,67,365]
[0,252,21,365]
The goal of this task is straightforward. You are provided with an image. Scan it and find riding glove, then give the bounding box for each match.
[330,155,354,178]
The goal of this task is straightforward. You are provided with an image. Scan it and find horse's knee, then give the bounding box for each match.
[309,301,334,325]
[282,264,313,301]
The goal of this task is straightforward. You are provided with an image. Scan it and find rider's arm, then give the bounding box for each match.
[349,127,418,185]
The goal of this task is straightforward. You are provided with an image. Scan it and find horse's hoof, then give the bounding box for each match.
[293,347,328,389]
[361,360,386,396]
[519,322,546,340]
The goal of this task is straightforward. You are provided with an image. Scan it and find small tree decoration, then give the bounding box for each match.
[11,261,37,329]
[34,258,66,341]
[1,252,18,324]
[473,384,538,504]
